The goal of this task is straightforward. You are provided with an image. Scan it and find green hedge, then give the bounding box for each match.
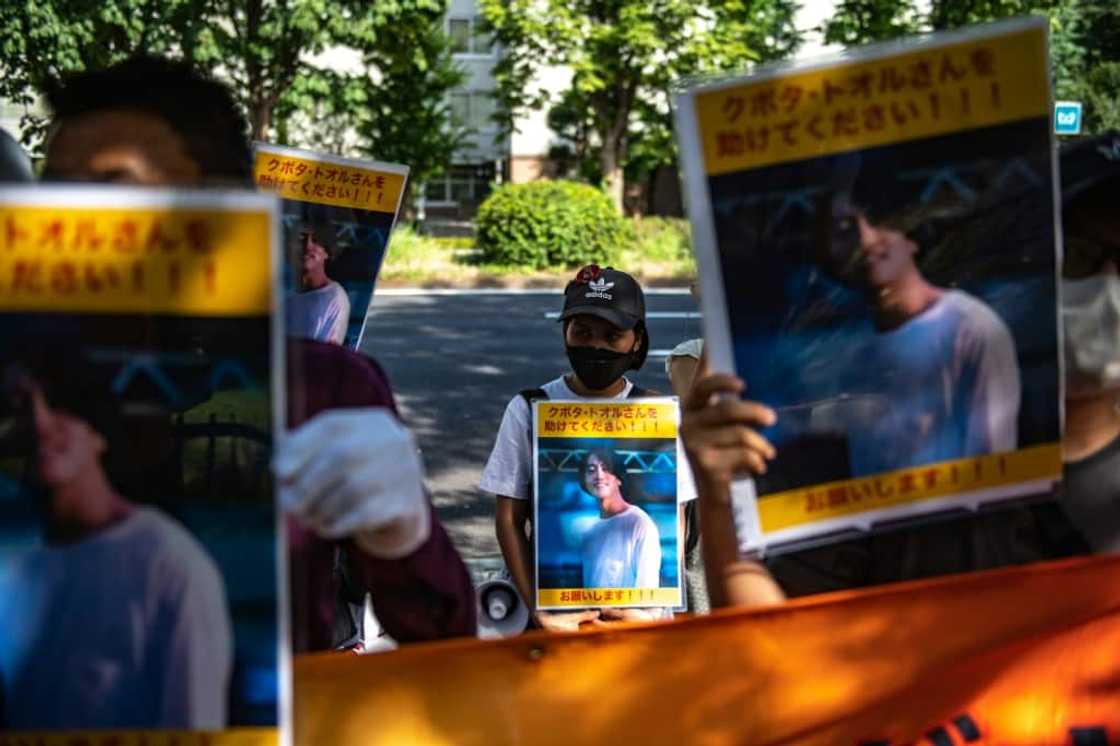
[475,180,631,268]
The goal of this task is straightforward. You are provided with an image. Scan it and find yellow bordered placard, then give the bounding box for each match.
[757,443,1062,532]
[533,397,684,610]
[0,728,278,746]
[253,150,405,214]
[535,401,679,439]
[0,202,272,316]
[695,23,1048,176]
[538,588,681,608]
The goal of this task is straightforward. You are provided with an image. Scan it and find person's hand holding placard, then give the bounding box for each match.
[276,407,431,559]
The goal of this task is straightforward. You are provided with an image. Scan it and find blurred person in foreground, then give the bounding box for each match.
[40,56,476,650]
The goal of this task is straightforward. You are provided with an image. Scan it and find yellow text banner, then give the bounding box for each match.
[538,588,680,607]
[536,401,678,439]
[696,24,1048,175]
[253,152,404,213]
[0,727,277,746]
[0,205,272,316]
[758,443,1062,532]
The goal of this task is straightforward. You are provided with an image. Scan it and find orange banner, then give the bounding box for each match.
[295,556,1120,745]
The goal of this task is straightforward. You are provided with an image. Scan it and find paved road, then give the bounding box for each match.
[359,289,702,561]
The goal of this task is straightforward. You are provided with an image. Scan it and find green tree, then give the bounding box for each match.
[0,0,204,145]
[821,0,1120,135]
[480,0,801,211]
[822,0,922,45]
[0,0,465,172]
[273,4,468,206]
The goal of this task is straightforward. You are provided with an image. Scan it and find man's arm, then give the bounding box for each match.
[495,495,535,611]
[155,546,232,728]
[681,365,786,609]
[496,495,600,632]
[346,503,476,643]
[697,483,785,609]
[964,311,1021,454]
[328,290,350,345]
[283,340,477,648]
[634,521,662,588]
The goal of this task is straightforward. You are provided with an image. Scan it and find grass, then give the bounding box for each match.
[379,217,696,288]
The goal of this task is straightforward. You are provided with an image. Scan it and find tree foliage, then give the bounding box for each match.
[822,0,1120,133]
[272,2,468,204]
[0,0,467,180]
[822,0,922,45]
[480,0,801,211]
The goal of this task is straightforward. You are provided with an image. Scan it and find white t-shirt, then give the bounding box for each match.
[0,508,232,729]
[581,505,662,588]
[846,289,1020,475]
[480,375,696,501]
[285,280,350,345]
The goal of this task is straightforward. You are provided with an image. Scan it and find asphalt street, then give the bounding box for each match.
[358,289,702,562]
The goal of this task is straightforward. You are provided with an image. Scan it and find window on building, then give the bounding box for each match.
[449,92,470,126]
[447,91,497,133]
[472,21,493,54]
[447,16,493,55]
[424,164,496,205]
[470,94,495,131]
[448,18,471,53]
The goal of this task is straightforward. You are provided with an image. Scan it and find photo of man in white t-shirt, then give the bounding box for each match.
[815,189,1021,475]
[577,449,661,589]
[285,219,350,345]
[0,359,231,730]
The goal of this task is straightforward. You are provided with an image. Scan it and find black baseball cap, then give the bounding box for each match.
[559,265,646,330]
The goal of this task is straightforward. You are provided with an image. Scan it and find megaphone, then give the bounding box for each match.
[476,577,530,639]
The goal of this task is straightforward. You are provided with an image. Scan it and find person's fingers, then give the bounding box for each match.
[691,398,777,430]
[275,407,404,481]
[536,610,597,633]
[287,451,352,523]
[683,372,744,412]
[272,429,320,483]
[692,444,769,478]
[685,423,776,460]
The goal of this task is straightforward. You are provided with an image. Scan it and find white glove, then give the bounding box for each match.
[274,407,431,559]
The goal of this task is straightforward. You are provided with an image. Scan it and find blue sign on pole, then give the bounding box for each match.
[1055,101,1083,135]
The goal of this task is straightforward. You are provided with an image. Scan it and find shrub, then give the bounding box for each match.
[631,217,692,262]
[475,180,631,268]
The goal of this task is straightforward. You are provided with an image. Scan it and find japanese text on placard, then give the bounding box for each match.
[696,26,1048,175]
[254,152,404,213]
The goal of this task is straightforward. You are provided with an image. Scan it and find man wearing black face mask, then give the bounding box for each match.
[482,265,668,632]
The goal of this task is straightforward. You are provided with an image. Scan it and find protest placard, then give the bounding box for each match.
[253,143,408,349]
[533,398,683,610]
[0,186,283,744]
[674,17,1060,553]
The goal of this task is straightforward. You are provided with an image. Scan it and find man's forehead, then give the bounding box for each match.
[44,108,201,185]
[569,315,624,332]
